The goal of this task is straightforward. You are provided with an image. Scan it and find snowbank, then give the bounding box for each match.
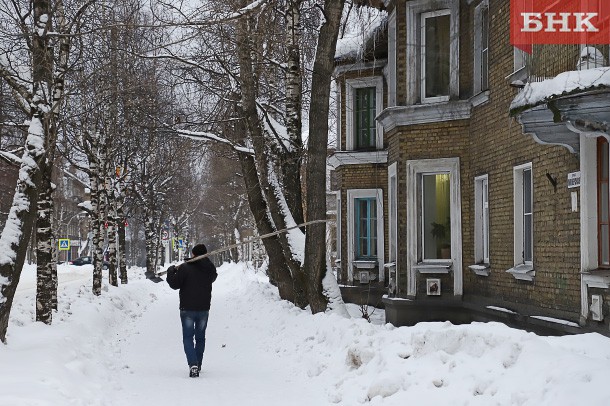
[1,262,610,405]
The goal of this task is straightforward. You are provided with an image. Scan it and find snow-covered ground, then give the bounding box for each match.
[2,262,610,406]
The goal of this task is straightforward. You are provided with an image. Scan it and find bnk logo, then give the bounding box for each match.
[511,0,610,53]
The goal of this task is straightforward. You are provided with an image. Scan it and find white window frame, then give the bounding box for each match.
[345,77,384,151]
[387,11,397,107]
[474,174,490,264]
[421,9,452,103]
[406,0,459,105]
[513,47,528,73]
[513,163,533,266]
[406,158,462,297]
[473,0,489,94]
[336,191,342,266]
[388,163,398,263]
[346,189,385,282]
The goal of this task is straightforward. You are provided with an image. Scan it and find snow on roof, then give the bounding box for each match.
[335,6,387,61]
[510,67,610,112]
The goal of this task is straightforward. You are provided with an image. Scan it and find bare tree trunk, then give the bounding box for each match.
[50,221,57,310]
[235,12,308,308]
[117,210,128,284]
[107,207,118,287]
[304,0,346,313]
[238,152,295,303]
[144,215,157,277]
[0,122,45,342]
[36,165,54,324]
[89,149,103,296]
[282,0,305,227]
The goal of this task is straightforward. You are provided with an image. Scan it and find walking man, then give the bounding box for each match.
[166,243,218,378]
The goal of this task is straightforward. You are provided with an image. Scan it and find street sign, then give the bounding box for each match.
[162,230,169,240]
[58,239,70,251]
[567,171,581,188]
[177,238,185,250]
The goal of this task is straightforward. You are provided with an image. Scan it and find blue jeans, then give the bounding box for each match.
[180,310,209,367]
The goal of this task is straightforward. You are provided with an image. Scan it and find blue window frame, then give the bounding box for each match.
[355,197,377,259]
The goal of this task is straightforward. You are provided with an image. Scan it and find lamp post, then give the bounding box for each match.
[64,211,87,262]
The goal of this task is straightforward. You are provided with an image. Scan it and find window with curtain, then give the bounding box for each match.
[422,173,451,260]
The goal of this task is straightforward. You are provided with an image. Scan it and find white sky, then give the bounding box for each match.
[2,262,610,405]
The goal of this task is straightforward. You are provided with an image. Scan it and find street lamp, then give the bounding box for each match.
[64,211,87,262]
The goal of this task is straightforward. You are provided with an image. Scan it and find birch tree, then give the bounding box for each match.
[0,0,95,341]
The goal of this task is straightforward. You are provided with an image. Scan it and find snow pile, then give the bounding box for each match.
[510,66,610,111]
[2,262,610,405]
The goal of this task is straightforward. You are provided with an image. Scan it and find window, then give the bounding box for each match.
[474,0,489,94]
[514,163,533,265]
[421,173,451,260]
[355,197,377,259]
[598,138,610,267]
[346,189,385,282]
[421,10,451,103]
[354,87,376,149]
[388,163,398,263]
[474,175,490,264]
[345,77,383,151]
[405,0,459,105]
[406,158,462,296]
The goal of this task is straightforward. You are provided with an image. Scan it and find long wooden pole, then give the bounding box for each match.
[155,219,330,276]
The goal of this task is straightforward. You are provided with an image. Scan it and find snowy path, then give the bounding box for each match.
[104,267,328,406]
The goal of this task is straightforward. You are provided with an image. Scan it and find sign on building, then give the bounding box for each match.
[567,171,581,188]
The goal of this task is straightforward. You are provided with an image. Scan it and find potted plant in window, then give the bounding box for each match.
[431,217,451,259]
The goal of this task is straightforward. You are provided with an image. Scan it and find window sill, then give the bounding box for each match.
[413,262,452,274]
[353,260,377,269]
[468,263,490,276]
[470,90,490,108]
[581,269,610,289]
[506,263,535,281]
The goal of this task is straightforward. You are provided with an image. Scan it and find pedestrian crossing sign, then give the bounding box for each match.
[58,239,70,251]
[172,238,185,250]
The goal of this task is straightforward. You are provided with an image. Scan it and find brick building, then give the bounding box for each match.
[329,0,610,335]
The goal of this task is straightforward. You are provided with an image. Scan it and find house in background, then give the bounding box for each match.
[329,0,610,336]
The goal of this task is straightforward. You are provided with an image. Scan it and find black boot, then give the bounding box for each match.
[189,365,199,378]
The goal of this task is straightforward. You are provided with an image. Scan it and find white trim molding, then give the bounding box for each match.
[406,158,463,297]
[345,77,384,151]
[346,189,385,283]
[378,101,471,133]
[328,150,388,169]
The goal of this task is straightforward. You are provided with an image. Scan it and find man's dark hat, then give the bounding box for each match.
[192,244,207,257]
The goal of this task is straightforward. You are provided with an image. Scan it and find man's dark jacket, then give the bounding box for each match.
[166,258,218,311]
